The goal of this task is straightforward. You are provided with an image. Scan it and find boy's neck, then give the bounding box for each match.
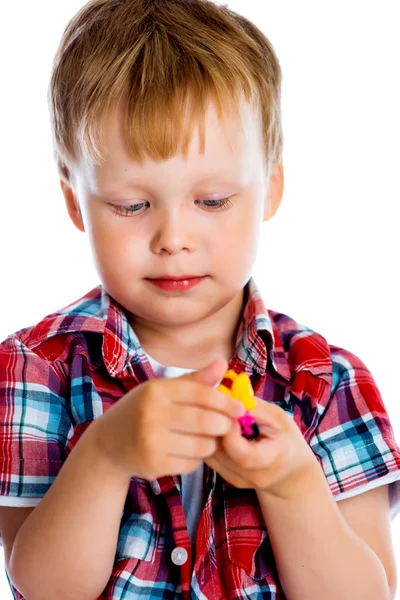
[128,288,246,370]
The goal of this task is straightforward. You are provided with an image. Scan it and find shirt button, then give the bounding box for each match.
[171,546,188,566]
[150,480,161,495]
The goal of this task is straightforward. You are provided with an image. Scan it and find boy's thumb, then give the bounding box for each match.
[182,357,229,388]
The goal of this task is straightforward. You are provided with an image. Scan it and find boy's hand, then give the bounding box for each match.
[91,358,245,480]
[204,397,319,501]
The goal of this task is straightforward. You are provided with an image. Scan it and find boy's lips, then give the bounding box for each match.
[145,275,207,291]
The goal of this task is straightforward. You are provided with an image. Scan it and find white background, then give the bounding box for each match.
[0,0,399,597]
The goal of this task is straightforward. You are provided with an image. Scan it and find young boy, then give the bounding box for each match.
[0,1,399,599]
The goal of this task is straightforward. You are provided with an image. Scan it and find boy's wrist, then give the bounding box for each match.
[256,458,323,503]
[82,419,134,484]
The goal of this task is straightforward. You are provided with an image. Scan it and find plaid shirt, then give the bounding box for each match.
[1,277,399,599]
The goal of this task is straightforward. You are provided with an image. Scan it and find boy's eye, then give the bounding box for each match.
[201,198,233,211]
[110,197,233,217]
[112,202,147,216]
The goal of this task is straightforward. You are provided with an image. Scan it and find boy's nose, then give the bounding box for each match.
[151,213,195,255]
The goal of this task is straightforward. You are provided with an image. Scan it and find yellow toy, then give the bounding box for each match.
[218,369,260,440]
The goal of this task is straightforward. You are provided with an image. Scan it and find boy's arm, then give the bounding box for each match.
[8,421,131,600]
[256,463,395,600]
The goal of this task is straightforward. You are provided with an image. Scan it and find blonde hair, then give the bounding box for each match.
[48,0,283,184]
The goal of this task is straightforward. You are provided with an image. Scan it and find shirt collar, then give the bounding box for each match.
[233,277,291,381]
[102,276,292,382]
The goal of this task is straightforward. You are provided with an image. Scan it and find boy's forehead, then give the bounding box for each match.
[76,97,263,192]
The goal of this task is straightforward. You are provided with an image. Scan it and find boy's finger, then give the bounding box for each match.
[221,420,252,462]
[250,398,283,431]
[180,357,228,387]
[222,420,280,470]
[173,380,246,419]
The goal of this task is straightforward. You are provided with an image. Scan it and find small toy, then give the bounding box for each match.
[217,369,260,440]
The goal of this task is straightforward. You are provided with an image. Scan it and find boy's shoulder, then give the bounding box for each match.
[1,285,106,363]
[0,284,143,380]
[244,277,367,388]
[268,307,368,377]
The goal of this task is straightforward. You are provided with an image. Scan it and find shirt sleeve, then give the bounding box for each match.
[308,346,400,520]
[0,334,73,506]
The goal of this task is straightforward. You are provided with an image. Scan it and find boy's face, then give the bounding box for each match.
[61,97,283,345]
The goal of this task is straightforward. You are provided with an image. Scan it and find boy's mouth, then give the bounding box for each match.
[145,275,207,291]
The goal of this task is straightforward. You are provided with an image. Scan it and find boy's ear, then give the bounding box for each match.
[264,162,284,222]
[60,180,85,233]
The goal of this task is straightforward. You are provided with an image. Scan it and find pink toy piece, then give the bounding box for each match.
[238,412,260,440]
